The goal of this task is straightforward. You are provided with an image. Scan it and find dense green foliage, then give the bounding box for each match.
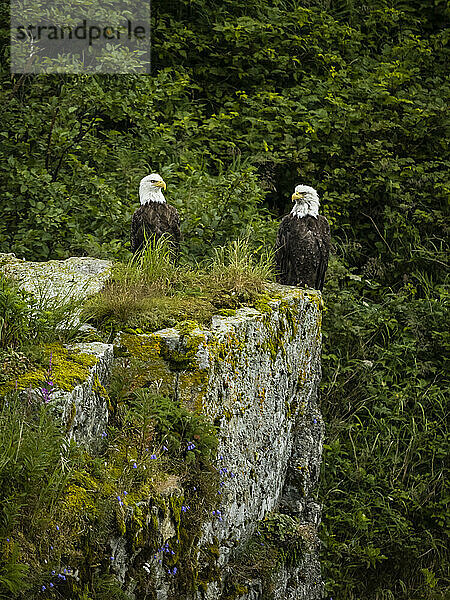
[321,257,448,599]
[1,0,448,598]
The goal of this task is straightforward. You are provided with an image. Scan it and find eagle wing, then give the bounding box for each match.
[315,215,330,291]
[131,203,181,259]
[275,214,330,290]
[275,215,295,285]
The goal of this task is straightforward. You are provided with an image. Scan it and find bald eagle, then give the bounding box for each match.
[130,174,181,259]
[274,185,330,291]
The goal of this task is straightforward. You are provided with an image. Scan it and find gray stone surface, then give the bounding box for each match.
[114,286,324,600]
[49,342,114,452]
[0,253,112,302]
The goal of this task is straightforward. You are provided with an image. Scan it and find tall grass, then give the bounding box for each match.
[0,393,75,596]
[116,234,177,289]
[82,237,275,334]
[210,238,275,295]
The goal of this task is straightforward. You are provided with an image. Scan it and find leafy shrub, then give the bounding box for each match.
[130,389,218,462]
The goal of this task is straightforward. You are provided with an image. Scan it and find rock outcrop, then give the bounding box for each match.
[0,254,324,600]
[110,287,324,599]
[0,254,112,301]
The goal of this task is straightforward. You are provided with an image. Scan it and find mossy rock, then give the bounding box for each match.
[0,343,97,395]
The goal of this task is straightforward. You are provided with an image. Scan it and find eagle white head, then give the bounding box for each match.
[291,184,320,219]
[139,173,167,205]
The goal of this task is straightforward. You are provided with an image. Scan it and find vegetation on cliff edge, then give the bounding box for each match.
[0,0,448,598]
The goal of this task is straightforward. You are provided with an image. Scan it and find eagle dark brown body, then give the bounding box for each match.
[275,214,330,290]
[130,202,181,258]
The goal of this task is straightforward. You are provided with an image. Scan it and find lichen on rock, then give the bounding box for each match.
[0,253,324,600]
[109,285,324,600]
[0,253,112,303]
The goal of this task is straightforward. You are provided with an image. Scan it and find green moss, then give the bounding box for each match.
[215,308,237,317]
[116,504,127,536]
[223,408,233,422]
[116,333,177,395]
[129,503,149,551]
[178,369,209,412]
[209,330,246,368]
[169,494,184,537]
[119,332,163,362]
[197,542,221,592]
[306,290,323,313]
[257,297,304,363]
[221,582,250,600]
[161,325,207,372]
[252,291,279,313]
[63,471,101,518]
[261,319,287,362]
[119,328,207,379]
[0,343,97,395]
[127,296,216,333]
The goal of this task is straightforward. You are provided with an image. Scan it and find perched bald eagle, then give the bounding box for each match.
[274,184,330,290]
[130,174,181,259]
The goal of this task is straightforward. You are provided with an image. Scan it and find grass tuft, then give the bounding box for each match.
[209,239,274,297]
[82,238,275,335]
[118,234,177,290]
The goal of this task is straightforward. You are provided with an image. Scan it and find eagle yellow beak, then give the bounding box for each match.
[154,180,167,190]
[292,191,303,201]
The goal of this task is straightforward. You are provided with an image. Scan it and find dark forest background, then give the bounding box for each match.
[0,0,448,598]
